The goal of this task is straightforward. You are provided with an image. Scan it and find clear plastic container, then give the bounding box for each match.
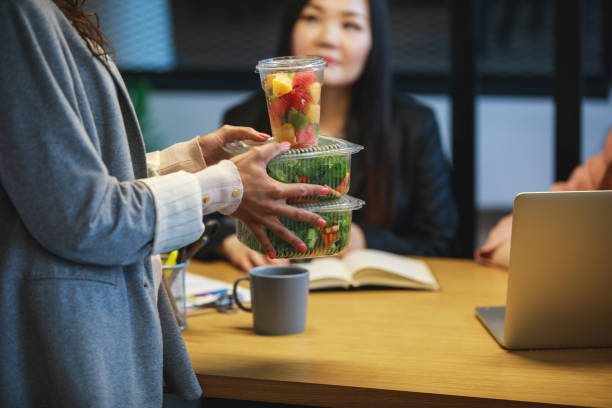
[255,55,327,148]
[236,195,365,259]
[224,135,363,202]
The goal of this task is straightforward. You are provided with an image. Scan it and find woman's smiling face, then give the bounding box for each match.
[291,0,372,87]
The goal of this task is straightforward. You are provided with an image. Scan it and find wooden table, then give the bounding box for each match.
[182,258,612,407]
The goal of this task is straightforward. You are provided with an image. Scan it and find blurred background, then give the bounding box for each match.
[87,0,612,253]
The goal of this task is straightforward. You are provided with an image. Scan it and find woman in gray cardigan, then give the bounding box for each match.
[0,0,329,406]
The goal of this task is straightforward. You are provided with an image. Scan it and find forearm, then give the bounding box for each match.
[147,136,244,215]
[146,137,206,177]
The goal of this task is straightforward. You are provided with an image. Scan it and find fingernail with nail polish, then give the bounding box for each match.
[280,141,291,147]
[267,251,275,259]
[321,187,330,195]
[298,243,307,253]
[316,218,326,227]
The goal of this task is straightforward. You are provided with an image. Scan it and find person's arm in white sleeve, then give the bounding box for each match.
[146,136,243,215]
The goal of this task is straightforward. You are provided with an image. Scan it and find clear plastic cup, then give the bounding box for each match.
[255,55,327,148]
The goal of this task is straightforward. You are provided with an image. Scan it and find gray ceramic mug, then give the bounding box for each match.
[233,265,309,335]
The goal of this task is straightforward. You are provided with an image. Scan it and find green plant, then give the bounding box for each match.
[125,77,164,152]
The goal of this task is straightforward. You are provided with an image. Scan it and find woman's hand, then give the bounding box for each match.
[198,125,270,166]
[217,235,290,272]
[230,141,329,258]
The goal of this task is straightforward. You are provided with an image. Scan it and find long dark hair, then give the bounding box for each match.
[277,0,397,227]
[53,0,113,58]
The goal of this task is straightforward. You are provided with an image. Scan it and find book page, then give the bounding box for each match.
[302,257,351,289]
[342,249,439,289]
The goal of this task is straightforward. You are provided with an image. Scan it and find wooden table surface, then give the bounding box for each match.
[182,258,612,407]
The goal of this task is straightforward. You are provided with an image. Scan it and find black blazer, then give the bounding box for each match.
[199,91,458,258]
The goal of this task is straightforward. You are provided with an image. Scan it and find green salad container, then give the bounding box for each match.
[223,135,363,202]
[236,195,365,258]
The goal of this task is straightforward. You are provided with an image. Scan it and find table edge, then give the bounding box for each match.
[197,374,578,408]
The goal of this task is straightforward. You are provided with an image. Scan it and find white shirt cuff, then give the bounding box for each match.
[194,160,243,215]
[138,171,204,254]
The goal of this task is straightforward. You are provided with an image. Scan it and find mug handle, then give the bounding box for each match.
[233,276,252,312]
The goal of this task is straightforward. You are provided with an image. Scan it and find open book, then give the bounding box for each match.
[304,249,439,290]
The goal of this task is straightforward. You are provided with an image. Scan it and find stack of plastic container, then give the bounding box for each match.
[225,56,365,258]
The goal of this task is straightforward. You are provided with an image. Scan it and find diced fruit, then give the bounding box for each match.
[269,114,281,129]
[290,86,312,112]
[272,73,293,97]
[335,172,350,195]
[263,74,275,94]
[268,93,290,118]
[305,103,320,124]
[294,124,315,147]
[322,225,340,247]
[293,72,317,88]
[307,82,321,104]
[288,108,309,131]
[278,123,296,144]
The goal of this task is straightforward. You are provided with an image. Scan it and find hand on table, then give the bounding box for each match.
[198,125,270,166]
[229,141,329,258]
[217,235,290,272]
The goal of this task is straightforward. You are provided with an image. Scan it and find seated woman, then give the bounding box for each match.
[476,129,612,268]
[202,0,458,271]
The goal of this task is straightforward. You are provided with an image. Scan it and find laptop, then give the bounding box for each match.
[476,190,612,350]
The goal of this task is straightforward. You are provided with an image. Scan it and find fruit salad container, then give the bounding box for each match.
[223,135,363,202]
[236,195,365,259]
[255,55,327,148]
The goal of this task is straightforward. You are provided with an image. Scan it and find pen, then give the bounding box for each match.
[164,250,178,267]
[190,289,228,297]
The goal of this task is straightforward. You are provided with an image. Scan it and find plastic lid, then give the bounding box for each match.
[294,195,365,213]
[222,135,363,161]
[255,55,327,73]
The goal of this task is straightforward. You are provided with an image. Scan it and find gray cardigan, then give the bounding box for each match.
[0,0,204,405]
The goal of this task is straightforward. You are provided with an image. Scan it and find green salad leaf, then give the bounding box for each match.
[259,211,351,257]
[267,154,348,187]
